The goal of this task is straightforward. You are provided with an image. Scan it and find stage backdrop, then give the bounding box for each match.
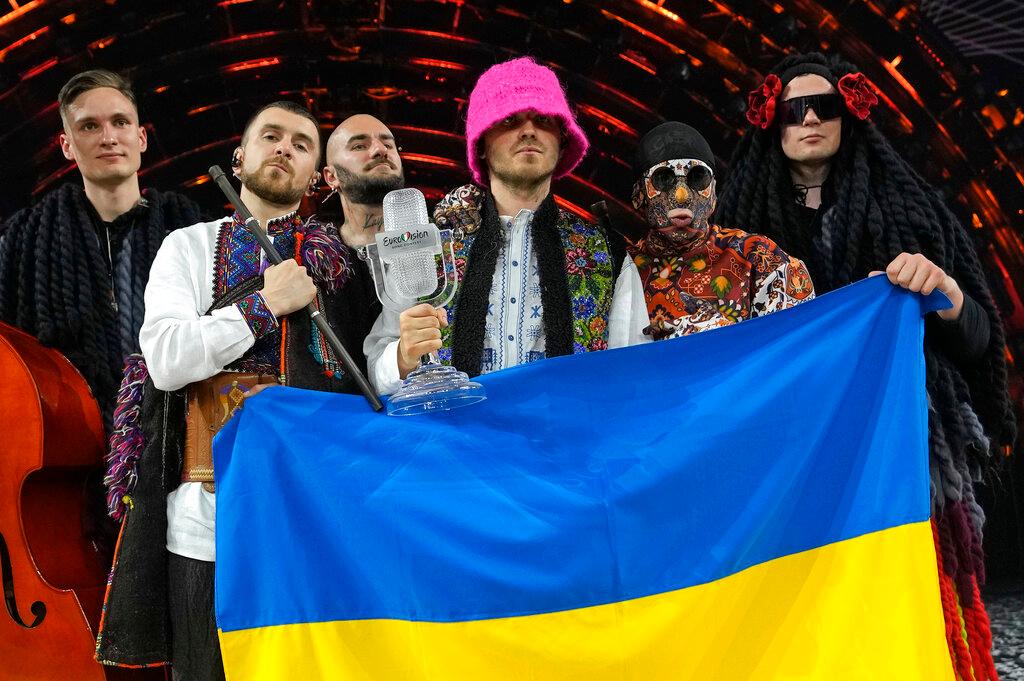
[213,276,953,681]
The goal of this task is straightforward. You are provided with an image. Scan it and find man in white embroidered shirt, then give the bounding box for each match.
[102,101,380,681]
[365,57,649,393]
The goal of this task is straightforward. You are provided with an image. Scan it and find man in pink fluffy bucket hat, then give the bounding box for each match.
[365,57,648,394]
[463,56,589,189]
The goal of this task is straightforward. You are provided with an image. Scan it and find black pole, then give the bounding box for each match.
[209,165,384,412]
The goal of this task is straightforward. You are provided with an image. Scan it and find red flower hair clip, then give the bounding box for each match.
[838,72,878,120]
[746,74,782,129]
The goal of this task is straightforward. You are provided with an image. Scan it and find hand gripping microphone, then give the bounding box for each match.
[208,165,383,412]
[364,188,482,416]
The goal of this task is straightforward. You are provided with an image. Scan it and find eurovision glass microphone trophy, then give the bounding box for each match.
[362,188,486,416]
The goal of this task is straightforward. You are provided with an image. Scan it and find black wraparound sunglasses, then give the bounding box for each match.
[778,93,844,125]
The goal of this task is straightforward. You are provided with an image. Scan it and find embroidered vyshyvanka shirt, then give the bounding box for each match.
[141,211,353,562]
[365,207,649,395]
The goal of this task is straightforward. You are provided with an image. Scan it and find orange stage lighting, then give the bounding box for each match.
[409,58,468,71]
[0,26,47,60]
[20,57,56,80]
[222,57,281,73]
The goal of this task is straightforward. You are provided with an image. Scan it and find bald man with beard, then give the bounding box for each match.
[322,113,405,248]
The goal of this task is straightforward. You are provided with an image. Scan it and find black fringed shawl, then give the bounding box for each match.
[0,184,202,430]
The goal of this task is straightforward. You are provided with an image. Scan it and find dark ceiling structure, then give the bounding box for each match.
[0,0,1022,396]
[1,0,1024,574]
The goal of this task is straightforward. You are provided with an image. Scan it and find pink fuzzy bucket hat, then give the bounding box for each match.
[465,57,589,186]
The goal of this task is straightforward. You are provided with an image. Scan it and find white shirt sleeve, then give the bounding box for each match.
[140,229,257,391]
[607,255,652,348]
[363,307,404,396]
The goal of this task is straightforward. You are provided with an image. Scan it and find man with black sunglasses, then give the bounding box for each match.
[777,83,844,210]
[715,53,1015,680]
[624,121,814,339]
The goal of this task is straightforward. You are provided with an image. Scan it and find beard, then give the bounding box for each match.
[334,163,405,204]
[240,163,306,206]
[489,150,556,192]
[490,164,553,192]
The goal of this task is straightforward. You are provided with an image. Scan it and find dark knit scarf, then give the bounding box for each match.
[0,183,202,432]
[449,192,576,376]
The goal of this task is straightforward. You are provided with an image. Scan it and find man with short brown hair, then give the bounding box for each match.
[0,68,202,429]
[97,101,381,681]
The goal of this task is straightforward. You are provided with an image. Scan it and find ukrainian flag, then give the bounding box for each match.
[214,277,953,680]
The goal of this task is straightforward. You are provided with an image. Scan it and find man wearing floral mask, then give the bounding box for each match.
[627,121,813,339]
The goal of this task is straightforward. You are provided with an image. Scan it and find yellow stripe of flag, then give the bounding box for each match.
[220,521,951,681]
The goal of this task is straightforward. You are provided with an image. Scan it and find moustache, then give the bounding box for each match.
[364,159,395,171]
[514,141,545,154]
[262,159,294,174]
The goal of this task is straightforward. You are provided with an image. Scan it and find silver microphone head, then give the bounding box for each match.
[380,188,440,299]
[383,188,430,232]
[391,252,439,298]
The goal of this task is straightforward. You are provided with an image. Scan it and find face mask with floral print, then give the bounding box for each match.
[632,158,716,254]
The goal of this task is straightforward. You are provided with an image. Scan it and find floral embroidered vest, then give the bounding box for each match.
[432,184,617,367]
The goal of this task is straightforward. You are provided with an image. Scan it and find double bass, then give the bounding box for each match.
[0,321,165,680]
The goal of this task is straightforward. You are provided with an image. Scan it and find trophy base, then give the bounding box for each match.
[387,362,487,416]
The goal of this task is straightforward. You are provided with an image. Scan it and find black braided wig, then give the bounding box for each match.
[716,52,1017,593]
[0,184,202,432]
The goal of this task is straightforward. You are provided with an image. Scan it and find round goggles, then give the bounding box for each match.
[778,93,843,125]
[645,159,714,196]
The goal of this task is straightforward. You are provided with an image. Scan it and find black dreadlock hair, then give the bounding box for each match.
[716,51,1016,596]
[0,184,202,433]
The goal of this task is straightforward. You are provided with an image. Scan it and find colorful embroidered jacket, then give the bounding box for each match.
[96,211,380,668]
[629,224,815,339]
[431,184,625,376]
[210,212,368,384]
